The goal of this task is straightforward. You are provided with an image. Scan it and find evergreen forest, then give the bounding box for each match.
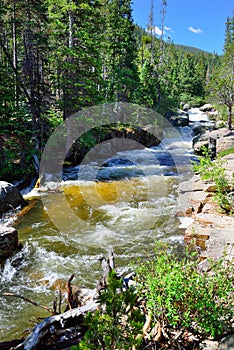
[0,0,233,182]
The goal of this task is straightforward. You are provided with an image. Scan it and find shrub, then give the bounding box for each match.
[135,242,233,339]
[72,270,144,350]
[193,147,234,213]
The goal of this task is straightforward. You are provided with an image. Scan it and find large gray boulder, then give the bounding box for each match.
[0,181,25,216]
[0,226,21,262]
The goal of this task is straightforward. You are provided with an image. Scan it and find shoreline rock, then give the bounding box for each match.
[176,153,234,261]
[0,226,22,263]
[0,181,26,217]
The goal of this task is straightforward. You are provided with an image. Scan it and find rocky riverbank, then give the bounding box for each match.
[176,152,234,262]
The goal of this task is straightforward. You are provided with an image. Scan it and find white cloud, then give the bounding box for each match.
[154,26,162,36]
[188,26,203,34]
[164,26,173,32]
[147,26,173,37]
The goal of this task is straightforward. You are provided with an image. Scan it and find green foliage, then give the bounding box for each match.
[71,270,144,350]
[0,0,223,181]
[207,10,234,130]
[193,147,234,213]
[218,147,234,158]
[135,242,234,338]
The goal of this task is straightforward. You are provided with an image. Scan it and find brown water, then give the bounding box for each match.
[0,126,195,341]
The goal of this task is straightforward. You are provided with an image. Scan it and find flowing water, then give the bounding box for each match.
[0,109,206,341]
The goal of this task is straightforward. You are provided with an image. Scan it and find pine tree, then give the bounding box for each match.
[102,0,139,102]
[47,0,103,119]
[207,10,234,130]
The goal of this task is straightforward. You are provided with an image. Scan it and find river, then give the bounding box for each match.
[0,108,208,341]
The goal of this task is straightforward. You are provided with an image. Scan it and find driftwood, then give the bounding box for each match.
[13,301,99,350]
[2,293,54,313]
[7,249,131,350]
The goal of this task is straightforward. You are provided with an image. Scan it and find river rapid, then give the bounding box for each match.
[0,108,208,341]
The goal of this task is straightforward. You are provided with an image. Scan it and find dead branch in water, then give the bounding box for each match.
[2,293,54,313]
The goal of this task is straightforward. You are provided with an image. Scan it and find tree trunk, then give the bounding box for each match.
[12,1,19,108]
[228,104,232,131]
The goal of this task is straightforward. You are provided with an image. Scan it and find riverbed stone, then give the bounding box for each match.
[0,181,25,216]
[199,104,214,112]
[182,103,191,111]
[193,128,229,155]
[199,340,219,350]
[0,226,20,262]
[165,110,189,127]
[219,335,234,349]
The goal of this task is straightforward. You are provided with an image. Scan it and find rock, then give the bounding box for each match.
[193,128,229,155]
[206,110,218,119]
[199,103,214,112]
[182,103,191,111]
[216,133,234,154]
[219,335,234,350]
[165,110,189,127]
[199,340,219,350]
[0,226,21,262]
[216,120,226,129]
[68,124,163,165]
[192,122,216,136]
[221,191,234,212]
[0,181,26,216]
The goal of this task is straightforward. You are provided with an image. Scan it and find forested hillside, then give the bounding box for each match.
[0,0,232,182]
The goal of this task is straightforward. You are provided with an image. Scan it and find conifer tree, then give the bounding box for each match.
[102,0,139,102]
[207,10,234,130]
[47,0,103,119]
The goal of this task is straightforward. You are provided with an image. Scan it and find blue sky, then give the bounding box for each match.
[132,0,234,54]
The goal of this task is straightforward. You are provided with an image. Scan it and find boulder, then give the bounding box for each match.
[69,124,164,165]
[192,122,215,136]
[216,120,226,129]
[165,110,189,127]
[192,128,229,155]
[199,103,213,112]
[219,335,234,350]
[206,110,218,119]
[199,340,219,350]
[182,103,191,111]
[0,181,25,216]
[0,226,21,262]
[216,132,234,154]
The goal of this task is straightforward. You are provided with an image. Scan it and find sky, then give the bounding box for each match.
[132,0,234,55]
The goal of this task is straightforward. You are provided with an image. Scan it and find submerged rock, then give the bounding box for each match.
[0,181,26,216]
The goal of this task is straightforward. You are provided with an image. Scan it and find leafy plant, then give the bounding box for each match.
[193,147,234,213]
[218,146,234,158]
[71,270,144,350]
[135,242,234,339]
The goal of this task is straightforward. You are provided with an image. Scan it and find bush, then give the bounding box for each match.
[193,147,234,213]
[72,270,144,350]
[135,243,233,339]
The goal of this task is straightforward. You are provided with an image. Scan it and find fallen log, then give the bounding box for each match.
[0,339,23,350]
[12,301,99,350]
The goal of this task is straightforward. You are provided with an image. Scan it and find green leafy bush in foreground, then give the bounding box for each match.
[136,243,234,339]
[71,244,233,349]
